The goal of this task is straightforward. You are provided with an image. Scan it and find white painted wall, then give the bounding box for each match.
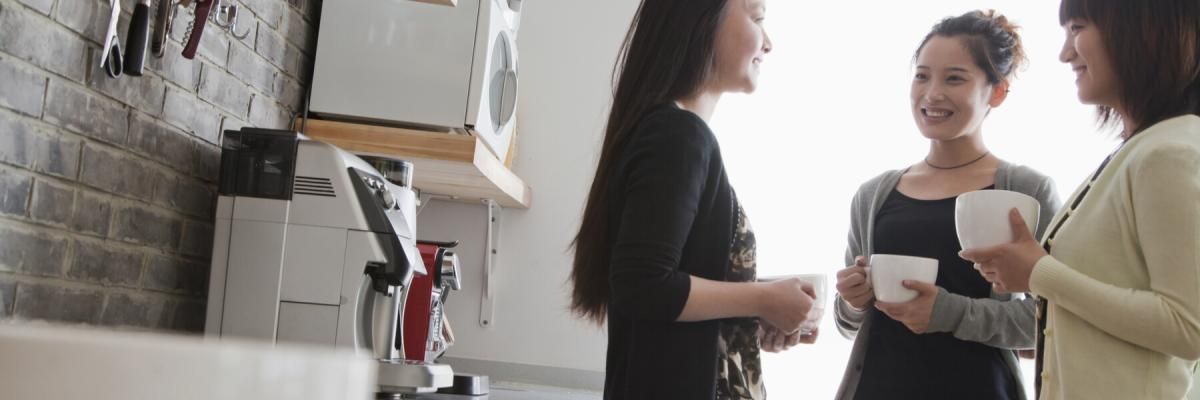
[416,0,642,376]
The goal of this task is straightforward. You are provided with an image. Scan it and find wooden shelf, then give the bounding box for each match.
[293,118,531,209]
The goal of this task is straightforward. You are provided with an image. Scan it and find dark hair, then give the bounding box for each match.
[570,0,729,324]
[1060,0,1200,136]
[915,10,1027,85]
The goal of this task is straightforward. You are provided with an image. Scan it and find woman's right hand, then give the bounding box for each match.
[757,278,815,334]
[836,256,873,311]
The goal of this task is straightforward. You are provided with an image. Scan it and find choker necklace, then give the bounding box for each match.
[925,151,990,170]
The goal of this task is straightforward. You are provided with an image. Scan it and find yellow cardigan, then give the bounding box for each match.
[1031,114,1200,399]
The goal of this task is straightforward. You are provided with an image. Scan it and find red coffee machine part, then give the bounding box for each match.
[403,240,460,363]
[403,242,439,362]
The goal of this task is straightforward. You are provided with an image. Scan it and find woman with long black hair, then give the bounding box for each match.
[570,0,816,399]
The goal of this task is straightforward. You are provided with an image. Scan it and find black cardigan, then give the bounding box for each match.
[603,104,737,400]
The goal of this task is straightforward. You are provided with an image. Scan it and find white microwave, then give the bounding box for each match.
[310,0,521,161]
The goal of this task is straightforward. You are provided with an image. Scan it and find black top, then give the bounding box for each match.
[854,188,1020,400]
[603,104,737,400]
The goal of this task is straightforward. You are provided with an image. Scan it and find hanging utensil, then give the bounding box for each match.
[99,0,123,78]
[181,0,213,59]
[123,0,153,75]
[151,0,174,58]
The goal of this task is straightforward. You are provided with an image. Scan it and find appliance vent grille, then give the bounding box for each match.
[294,176,335,197]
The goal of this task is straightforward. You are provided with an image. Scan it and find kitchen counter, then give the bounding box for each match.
[408,382,601,400]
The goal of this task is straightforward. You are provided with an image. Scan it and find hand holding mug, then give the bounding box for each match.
[836,256,873,311]
[959,208,1048,293]
[758,278,815,334]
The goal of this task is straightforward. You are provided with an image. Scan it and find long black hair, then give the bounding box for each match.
[570,0,730,324]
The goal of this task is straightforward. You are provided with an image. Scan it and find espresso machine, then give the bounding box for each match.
[204,128,463,394]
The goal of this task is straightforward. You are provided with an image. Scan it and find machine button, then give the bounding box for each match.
[381,190,397,209]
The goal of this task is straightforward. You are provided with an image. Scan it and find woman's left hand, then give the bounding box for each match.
[758,324,818,352]
[874,280,939,334]
[959,208,1048,293]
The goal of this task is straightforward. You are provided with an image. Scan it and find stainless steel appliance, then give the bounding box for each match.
[204,128,457,394]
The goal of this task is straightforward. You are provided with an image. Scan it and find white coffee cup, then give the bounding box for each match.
[868,254,938,303]
[759,273,827,334]
[955,190,1040,251]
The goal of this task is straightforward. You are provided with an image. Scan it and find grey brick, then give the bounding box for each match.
[128,113,195,173]
[156,297,175,328]
[13,282,105,324]
[191,141,221,182]
[144,254,206,295]
[44,80,128,145]
[101,292,166,327]
[0,3,87,82]
[71,190,112,236]
[0,56,48,117]
[249,94,288,129]
[219,114,247,134]
[68,238,142,287]
[0,226,68,277]
[0,166,32,218]
[151,167,175,208]
[53,0,107,42]
[281,8,314,54]
[0,113,33,168]
[15,0,54,15]
[299,0,320,22]
[254,25,287,70]
[162,86,222,145]
[198,65,252,117]
[282,42,309,82]
[242,0,284,29]
[88,65,167,117]
[175,177,214,219]
[79,144,156,200]
[228,43,276,95]
[31,130,82,179]
[30,179,76,227]
[274,73,303,113]
[0,276,15,318]
[111,204,182,250]
[170,299,206,332]
[148,40,202,91]
[0,115,84,179]
[180,220,214,258]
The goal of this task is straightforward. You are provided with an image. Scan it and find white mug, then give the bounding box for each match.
[955,190,1040,251]
[759,273,827,335]
[868,254,938,303]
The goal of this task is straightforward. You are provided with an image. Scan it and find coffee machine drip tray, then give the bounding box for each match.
[377,361,455,394]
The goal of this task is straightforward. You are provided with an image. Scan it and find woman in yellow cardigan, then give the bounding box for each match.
[959,0,1200,399]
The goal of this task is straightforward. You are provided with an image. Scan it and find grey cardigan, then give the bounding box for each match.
[833,161,1061,400]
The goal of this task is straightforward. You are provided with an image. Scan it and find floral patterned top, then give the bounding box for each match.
[716,201,765,400]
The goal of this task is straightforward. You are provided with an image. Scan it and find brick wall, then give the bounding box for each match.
[0,0,319,332]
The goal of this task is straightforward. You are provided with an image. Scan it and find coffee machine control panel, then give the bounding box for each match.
[359,174,397,210]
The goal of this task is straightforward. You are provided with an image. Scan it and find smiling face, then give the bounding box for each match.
[710,0,772,94]
[1059,19,1121,109]
[910,35,1009,141]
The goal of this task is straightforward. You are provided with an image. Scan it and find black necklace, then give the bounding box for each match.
[924,151,990,170]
